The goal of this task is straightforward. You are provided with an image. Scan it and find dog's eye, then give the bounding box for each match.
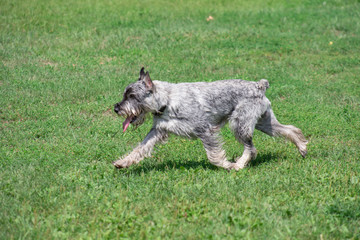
[128,94,137,100]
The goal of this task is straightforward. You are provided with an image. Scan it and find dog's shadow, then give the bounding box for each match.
[249,152,286,167]
[114,152,284,175]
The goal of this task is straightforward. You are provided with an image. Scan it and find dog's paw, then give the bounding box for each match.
[300,149,307,158]
[225,162,242,171]
[112,158,131,168]
[231,162,247,171]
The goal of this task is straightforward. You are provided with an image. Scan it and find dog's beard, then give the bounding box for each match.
[117,102,144,132]
[131,113,146,128]
[122,112,146,132]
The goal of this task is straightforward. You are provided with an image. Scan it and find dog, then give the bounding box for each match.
[113,67,308,171]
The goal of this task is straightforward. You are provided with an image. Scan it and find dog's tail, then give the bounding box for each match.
[257,79,269,91]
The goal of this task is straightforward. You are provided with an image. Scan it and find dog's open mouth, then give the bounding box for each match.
[122,115,137,133]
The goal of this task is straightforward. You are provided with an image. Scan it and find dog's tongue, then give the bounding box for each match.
[122,116,132,133]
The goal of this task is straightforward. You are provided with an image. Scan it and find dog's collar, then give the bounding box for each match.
[153,105,166,116]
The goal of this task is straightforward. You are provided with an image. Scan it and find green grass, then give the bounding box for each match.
[1,0,360,238]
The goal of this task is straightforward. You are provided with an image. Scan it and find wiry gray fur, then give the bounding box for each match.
[113,68,308,170]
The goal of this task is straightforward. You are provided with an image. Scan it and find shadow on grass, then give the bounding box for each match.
[113,152,286,175]
[113,158,217,176]
[249,152,287,167]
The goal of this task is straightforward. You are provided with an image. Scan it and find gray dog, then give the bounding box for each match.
[113,68,308,171]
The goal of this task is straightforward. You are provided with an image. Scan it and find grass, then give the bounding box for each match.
[1,0,360,238]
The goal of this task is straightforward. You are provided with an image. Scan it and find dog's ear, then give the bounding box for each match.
[139,67,146,81]
[143,71,153,90]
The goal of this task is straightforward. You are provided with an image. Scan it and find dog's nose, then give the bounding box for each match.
[114,104,119,113]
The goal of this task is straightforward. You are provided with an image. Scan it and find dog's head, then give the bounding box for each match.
[114,67,155,132]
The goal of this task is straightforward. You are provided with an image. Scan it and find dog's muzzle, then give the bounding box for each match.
[114,103,143,133]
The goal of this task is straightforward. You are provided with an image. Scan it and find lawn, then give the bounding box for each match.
[1,0,360,239]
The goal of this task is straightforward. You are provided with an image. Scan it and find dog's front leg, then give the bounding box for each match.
[113,128,167,168]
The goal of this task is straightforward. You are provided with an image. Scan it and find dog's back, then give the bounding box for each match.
[158,78,269,99]
[153,79,270,127]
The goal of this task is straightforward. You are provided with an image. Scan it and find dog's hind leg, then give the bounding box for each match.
[255,107,308,157]
[233,139,257,170]
[229,101,261,170]
[229,125,258,171]
[200,132,235,170]
[113,128,168,168]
